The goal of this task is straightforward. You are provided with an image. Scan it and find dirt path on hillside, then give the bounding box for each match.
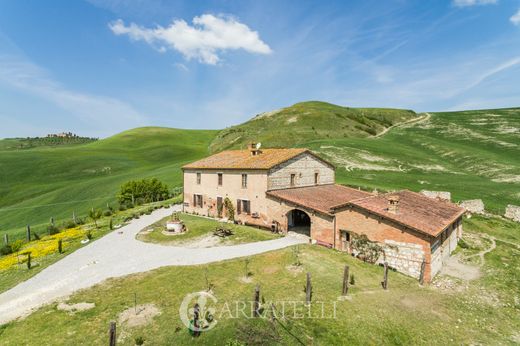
[373,112,431,138]
[438,235,497,281]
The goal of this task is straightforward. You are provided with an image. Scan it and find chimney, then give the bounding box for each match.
[248,142,261,156]
[387,195,400,214]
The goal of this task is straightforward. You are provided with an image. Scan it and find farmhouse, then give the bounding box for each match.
[182,144,464,282]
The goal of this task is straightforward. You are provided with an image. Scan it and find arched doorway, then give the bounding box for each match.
[287,209,311,236]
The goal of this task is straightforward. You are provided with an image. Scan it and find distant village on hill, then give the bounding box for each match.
[3,132,98,150]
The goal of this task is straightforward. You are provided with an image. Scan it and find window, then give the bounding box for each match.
[314,172,319,185]
[236,199,251,215]
[193,194,203,208]
[242,174,247,188]
[290,174,296,187]
[196,173,201,185]
[218,173,223,186]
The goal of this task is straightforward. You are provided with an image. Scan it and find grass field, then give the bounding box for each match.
[0,127,217,240]
[0,215,518,345]
[1,102,518,239]
[137,213,281,246]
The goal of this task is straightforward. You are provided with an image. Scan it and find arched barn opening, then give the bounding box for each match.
[287,209,311,236]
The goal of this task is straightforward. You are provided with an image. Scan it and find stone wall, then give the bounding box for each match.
[268,153,334,190]
[505,205,520,222]
[459,199,485,214]
[382,240,425,279]
[420,190,451,201]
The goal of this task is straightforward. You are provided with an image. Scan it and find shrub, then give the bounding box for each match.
[109,218,113,230]
[351,234,383,264]
[75,217,85,225]
[88,208,103,229]
[103,210,112,217]
[0,245,13,256]
[135,336,145,345]
[57,239,63,254]
[349,274,355,285]
[48,224,60,235]
[62,220,76,229]
[224,197,235,221]
[10,240,24,253]
[118,204,127,211]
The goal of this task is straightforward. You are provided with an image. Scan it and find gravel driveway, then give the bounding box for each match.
[0,205,306,324]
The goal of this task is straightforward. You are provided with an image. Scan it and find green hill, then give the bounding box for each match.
[209,101,418,152]
[1,103,519,239]
[0,127,218,239]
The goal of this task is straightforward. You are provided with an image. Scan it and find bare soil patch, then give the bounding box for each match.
[57,302,95,313]
[118,303,161,328]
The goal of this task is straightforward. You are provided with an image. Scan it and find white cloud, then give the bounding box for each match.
[511,9,520,26]
[453,0,497,7]
[0,55,147,134]
[109,14,272,65]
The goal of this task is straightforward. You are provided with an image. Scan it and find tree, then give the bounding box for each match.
[88,208,103,229]
[117,178,170,205]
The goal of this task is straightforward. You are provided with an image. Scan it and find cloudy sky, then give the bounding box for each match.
[1,0,520,138]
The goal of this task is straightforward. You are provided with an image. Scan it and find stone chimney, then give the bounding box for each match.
[387,195,400,214]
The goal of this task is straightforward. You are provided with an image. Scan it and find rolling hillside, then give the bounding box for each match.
[1,103,518,239]
[0,127,218,239]
[209,101,418,152]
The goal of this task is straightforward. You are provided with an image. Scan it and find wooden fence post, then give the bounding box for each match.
[26,253,31,269]
[3,233,8,245]
[306,272,312,304]
[58,239,63,254]
[381,262,389,290]
[109,321,116,346]
[419,259,426,285]
[26,225,31,242]
[253,285,260,317]
[342,265,350,295]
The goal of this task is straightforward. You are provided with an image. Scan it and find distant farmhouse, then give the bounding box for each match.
[182,144,464,282]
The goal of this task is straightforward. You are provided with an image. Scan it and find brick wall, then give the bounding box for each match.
[335,206,434,281]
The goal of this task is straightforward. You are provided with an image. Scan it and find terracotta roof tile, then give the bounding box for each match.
[267,184,372,215]
[348,190,465,237]
[183,148,311,170]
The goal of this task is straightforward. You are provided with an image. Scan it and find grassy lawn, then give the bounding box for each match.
[1,215,518,345]
[137,213,281,246]
[0,198,179,294]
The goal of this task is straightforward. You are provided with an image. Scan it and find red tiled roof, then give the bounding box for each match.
[347,190,465,237]
[267,184,372,215]
[182,148,312,170]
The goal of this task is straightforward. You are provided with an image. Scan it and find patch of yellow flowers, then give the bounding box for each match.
[0,227,85,271]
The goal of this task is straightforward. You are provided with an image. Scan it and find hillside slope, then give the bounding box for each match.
[0,127,217,238]
[209,101,417,152]
[212,103,519,213]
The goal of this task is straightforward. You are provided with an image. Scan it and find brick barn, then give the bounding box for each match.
[182,144,464,282]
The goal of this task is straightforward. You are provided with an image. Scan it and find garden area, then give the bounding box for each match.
[137,212,281,247]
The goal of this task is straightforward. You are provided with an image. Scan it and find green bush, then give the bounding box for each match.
[0,244,13,256]
[349,274,355,285]
[47,224,60,235]
[62,220,77,229]
[224,197,235,221]
[135,336,145,345]
[103,210,112,217]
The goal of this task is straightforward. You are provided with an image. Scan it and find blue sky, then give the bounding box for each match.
[1,0,520,138]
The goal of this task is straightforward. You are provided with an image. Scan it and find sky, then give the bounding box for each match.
[1,0,520,138]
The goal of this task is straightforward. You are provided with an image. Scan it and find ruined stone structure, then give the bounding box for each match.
[460,199,485,214]
[183,145,464,282]
[505,205,520,222]
[420,190,451,201]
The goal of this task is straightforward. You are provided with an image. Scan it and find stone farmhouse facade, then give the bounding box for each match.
[182,145,464,283]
